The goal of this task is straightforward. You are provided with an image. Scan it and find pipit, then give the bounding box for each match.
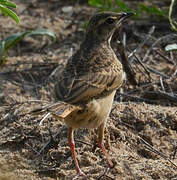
[54,11,134,176]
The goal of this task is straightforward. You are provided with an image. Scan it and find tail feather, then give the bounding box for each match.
[50,103,81,119]
[31,101,81,120]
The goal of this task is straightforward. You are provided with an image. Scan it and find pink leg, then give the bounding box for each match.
[98,123,113,168]
[68,127,85,176]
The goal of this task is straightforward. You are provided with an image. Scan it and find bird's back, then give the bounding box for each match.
[55,41,123,105]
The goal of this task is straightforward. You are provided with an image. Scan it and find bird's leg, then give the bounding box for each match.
[68,127,85,176]
[98,123,113,168]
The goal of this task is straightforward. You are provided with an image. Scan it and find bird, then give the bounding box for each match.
[54,11,134,176]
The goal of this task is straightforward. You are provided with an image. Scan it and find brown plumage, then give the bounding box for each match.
[54,11,134,176]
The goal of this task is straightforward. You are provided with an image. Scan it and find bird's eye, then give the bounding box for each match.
[106,18,115,24]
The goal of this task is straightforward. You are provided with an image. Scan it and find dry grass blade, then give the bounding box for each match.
[146,66,170,79]
[129,26,155,56]
[143,34,177,62]
[139,136,177,169]
[122,161,138,180]
[144,90,177,102]
[97,167,112,180]
[117,29,137,86]
[154,49,175,65]
[130,53,151,80]
[117,92,157,103]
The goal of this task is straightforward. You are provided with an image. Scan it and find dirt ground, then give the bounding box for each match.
[0,1,177,180]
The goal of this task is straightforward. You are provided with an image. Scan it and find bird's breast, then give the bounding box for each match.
[64,90,116,129]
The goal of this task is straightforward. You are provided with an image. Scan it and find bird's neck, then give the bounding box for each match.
[84,33,111,49]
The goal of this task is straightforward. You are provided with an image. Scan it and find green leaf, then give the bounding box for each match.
[165,44,177,51]
[115,0,130,11]
[0,41,5,57]
[0,32,26,62]
[0,0,16,8]
[1,29,56,52]
[0,41,6,65]
[0,29,56,64]
[82,21,88,29]
[88,0,133,15]
[139,4,166,17]
[168,0,177,31]
[0,32,29,63]
[0,4,19,23]
[88,0,102,7]
[2,32,29,51]
[26,29,56,42]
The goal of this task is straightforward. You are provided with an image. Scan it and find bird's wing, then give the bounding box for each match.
[55,71,123,104]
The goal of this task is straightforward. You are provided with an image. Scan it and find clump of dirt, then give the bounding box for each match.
[0,0,177,180]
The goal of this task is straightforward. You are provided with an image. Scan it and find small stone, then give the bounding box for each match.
[62,6,73,13]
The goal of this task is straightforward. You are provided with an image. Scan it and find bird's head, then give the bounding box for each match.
[85,11,134,44]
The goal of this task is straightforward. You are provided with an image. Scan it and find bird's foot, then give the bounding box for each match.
[76,169,85,177]
[72,169,85,180]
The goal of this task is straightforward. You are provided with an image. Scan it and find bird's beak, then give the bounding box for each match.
[117,12,135,26]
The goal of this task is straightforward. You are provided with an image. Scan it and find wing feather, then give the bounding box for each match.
[55,71,123,104]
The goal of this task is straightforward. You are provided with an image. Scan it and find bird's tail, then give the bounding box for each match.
[30,102,81,125]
